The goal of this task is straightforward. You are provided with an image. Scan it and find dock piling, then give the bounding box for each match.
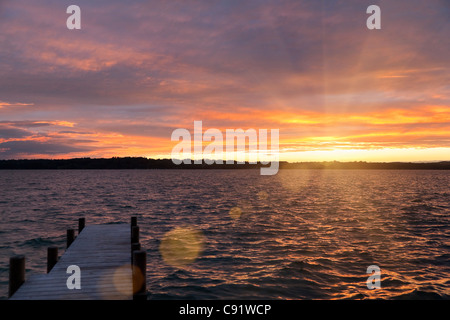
[78,218,85,234]
[67,229,75,248]
[131,216,137,228]
[9,255,25,298]
[132,250,147,300]
[131,226,139,244]
[47,247,58,273]
[131,242,141,263]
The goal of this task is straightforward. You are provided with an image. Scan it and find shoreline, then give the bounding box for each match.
[1,158,450,170]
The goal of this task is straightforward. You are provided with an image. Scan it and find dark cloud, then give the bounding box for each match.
[0,127,32,139]
[0,121,53,128]
[0,140,92,159]
[58,130,92,134]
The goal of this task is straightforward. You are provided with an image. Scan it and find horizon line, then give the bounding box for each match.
[1,157,450,164]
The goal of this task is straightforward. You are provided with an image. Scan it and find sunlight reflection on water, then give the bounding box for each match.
[0,169,449,299]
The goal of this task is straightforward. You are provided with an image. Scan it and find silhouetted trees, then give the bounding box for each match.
[0,158,449,170]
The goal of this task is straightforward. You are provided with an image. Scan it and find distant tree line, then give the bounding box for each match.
[0,158,449,170]
[280,161,450,170]
[0,158,264,169]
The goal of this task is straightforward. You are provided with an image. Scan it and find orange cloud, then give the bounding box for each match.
[0,101,34,109]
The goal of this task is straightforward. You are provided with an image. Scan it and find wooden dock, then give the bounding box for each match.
[9,219,146,300]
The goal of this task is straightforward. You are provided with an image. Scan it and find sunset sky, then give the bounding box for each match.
[0,0,449,162]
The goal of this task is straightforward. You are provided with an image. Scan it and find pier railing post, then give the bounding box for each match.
[78,218,85,234]
[131,216,137,229]
[131,242,141,263]
[67,229,75,248]
[131,226,139,244]
[9,255,25,298]
[133,250,147,300]
[47,247,58,273]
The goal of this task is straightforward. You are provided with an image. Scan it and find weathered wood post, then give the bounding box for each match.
[132,250,147,300]
[78,217,85,234]
[47,247,58,273]
[131,216,137,229]
[67,229,75,248]
[131,242,141,263]
[9,255,25,298]
[131,226,139,244]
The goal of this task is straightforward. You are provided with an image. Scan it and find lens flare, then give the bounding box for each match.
[113,264,134,295]
[257,190,269,201]
[131,264,145,295]
[159,226,205,268]
[98,264,134,299]
[229,206,243,220]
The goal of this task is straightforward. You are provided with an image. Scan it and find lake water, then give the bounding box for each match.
[0,169,449,300]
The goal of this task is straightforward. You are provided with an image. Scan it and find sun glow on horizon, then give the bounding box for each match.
[277,147,450,163]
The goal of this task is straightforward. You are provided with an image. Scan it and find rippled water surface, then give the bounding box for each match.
[0,169,449,300]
